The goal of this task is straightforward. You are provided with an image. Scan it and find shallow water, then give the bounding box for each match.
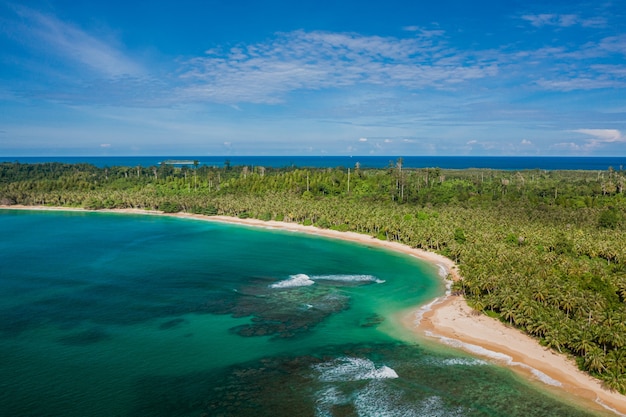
[0,210,608,416]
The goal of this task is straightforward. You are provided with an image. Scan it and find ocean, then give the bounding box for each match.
[2,155,625,171]
[0,209,609,416]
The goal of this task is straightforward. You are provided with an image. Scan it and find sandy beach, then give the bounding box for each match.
[3,205,626,415]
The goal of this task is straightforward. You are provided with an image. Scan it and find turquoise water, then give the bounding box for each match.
[0,210,608,416]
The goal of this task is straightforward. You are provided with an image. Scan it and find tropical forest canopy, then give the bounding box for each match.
[1,159,625,392]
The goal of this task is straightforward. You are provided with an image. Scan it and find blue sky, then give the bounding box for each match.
[1,0,625,156]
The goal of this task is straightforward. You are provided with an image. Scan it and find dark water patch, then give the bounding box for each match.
[158,317,187,330]
[58,327,110,346]
[220,281,351,339]
[0,283,229,336]
[0,269,354,340]
[359,314,385,328]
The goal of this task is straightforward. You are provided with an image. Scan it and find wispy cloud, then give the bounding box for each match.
[177,30,498,104]
[8,5,143,78]
[521,13,606,28]
[510,33,626,92]
[574,129,625,143]
[536,77,625,91]
[174,17,625,104]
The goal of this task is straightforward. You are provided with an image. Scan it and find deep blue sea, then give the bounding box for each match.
[2,155,625,170]
[0,209,611,416]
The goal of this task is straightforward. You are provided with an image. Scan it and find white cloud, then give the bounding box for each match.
[358,137,368,142]
[573,129,624,143]
[521,13,606,29]
[521,139,532,145]
[402,26,445,38]
[536,78,624,91]
[100,143,111,148]
[175,21,621,105]
[553,129,626,152]
[178,30,498,104]
[551,142,582,151]
[598,35,626,56]
[11,6,143,78]
[522,14,570,27]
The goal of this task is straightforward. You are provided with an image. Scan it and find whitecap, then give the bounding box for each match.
[353,382,411,417]
[441,357,488,366]
[529,369,562,387]
[314,386,348,417]
[595,399,626,417]
[269,274,315,288]
[427,332,515,363]
[437,264,448,278]
[312,274,385,284]
[313,357,398,382]
[354,384,465,417]
[412,295,446,326]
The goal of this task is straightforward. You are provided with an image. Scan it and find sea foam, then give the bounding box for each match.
[440,357,488,366]
[269,274,315,288]
[437,264,448,278]
[315,368,464,417]
[353,384,465,417]
[314,357,398,382]
[426,332,563,387]
[312,274,385,284]
[270,273,384,288]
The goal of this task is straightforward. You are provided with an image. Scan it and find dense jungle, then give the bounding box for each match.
[1,160,625,392]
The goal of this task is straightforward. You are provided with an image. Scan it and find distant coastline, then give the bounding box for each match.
[2,205,626,416]
[2,155,625,171]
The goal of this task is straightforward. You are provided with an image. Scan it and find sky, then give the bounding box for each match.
[0,0,625,156]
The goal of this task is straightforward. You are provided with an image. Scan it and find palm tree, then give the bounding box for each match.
[543,326,566,353]
[501,305,518,325]
[603,368,626,393]
[606,349,626,374]
[560,291,578,316]
[570,328,595,356]
[584,347,607,374]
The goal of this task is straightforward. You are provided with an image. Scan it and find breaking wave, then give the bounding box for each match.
[315,382,465,417]
[426,332,563,387]
[313,357,398,382]
[270,273,384,288]
[440,357,488,366]
[269,274,315,288]
[312,274,385,284]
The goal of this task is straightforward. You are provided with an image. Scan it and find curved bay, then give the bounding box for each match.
[0,210,604,416]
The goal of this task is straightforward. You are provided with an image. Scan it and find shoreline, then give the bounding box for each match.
[3,205,626,415]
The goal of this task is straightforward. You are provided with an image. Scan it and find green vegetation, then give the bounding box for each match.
[1,160,625,392]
